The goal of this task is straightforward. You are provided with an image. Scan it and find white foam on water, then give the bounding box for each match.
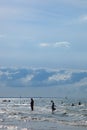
[6,125,18,130]
[0,125,3,128]
[0,125,18,130]
[0,97,87,129]
[21,128,28,130]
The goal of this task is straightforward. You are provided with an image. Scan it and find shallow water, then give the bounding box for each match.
[0,97,87,130]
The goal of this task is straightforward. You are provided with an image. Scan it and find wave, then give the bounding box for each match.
[0,97,87,127]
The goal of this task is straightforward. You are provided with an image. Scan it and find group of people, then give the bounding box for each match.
[30,98,56,114]
[71,101,81,106]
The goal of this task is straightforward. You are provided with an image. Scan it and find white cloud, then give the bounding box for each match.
[74,77,87,87]
[39,41,71,48]
[40,43,50,47]
[21,75,34,83]
[71,15,87,25]
[79,15,87,23]
[48,72,71,81]
[0,71,10,76]
[54,41,71,48]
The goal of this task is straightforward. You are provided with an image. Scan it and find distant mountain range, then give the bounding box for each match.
[0,67,87,89]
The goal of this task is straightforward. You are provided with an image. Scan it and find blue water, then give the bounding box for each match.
[0,97,87,129]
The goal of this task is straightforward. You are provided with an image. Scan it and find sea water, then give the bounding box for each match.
[0,97,87,130]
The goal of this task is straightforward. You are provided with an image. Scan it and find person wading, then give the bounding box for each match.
[51,100,56,114]
[30,98,34,111]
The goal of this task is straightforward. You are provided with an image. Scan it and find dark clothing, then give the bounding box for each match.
[30,98,34,111]
[51,100,56,113]
[52,102,56,111]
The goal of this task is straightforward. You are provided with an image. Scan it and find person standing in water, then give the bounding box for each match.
[30,98,34,111]
[51,100,56,114]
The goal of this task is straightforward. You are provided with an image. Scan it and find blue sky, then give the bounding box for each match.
[0,0,87,69]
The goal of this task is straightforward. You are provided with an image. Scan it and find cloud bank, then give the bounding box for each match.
[0,67,87,97]
[0,67,87,88]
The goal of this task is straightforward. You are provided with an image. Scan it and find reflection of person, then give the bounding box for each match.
[51,100,56,114]
[30,98,34,111]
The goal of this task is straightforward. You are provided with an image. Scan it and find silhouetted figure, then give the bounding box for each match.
[78,102,81,105]
[30,98,34,111]
[51,100,56,114]
[71,103,74,106]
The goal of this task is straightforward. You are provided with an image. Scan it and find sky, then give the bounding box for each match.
[0,0,87,97]
[0,0,87,69]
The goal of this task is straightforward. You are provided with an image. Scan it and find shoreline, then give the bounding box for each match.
[0,114,87,129]
[0,120,87,130]
[22,121,87,130]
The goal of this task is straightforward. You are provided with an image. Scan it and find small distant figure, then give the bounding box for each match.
[78,102,81,105]
[71,103,74,106]
[51,100,56,114]
[30,98,34,111]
